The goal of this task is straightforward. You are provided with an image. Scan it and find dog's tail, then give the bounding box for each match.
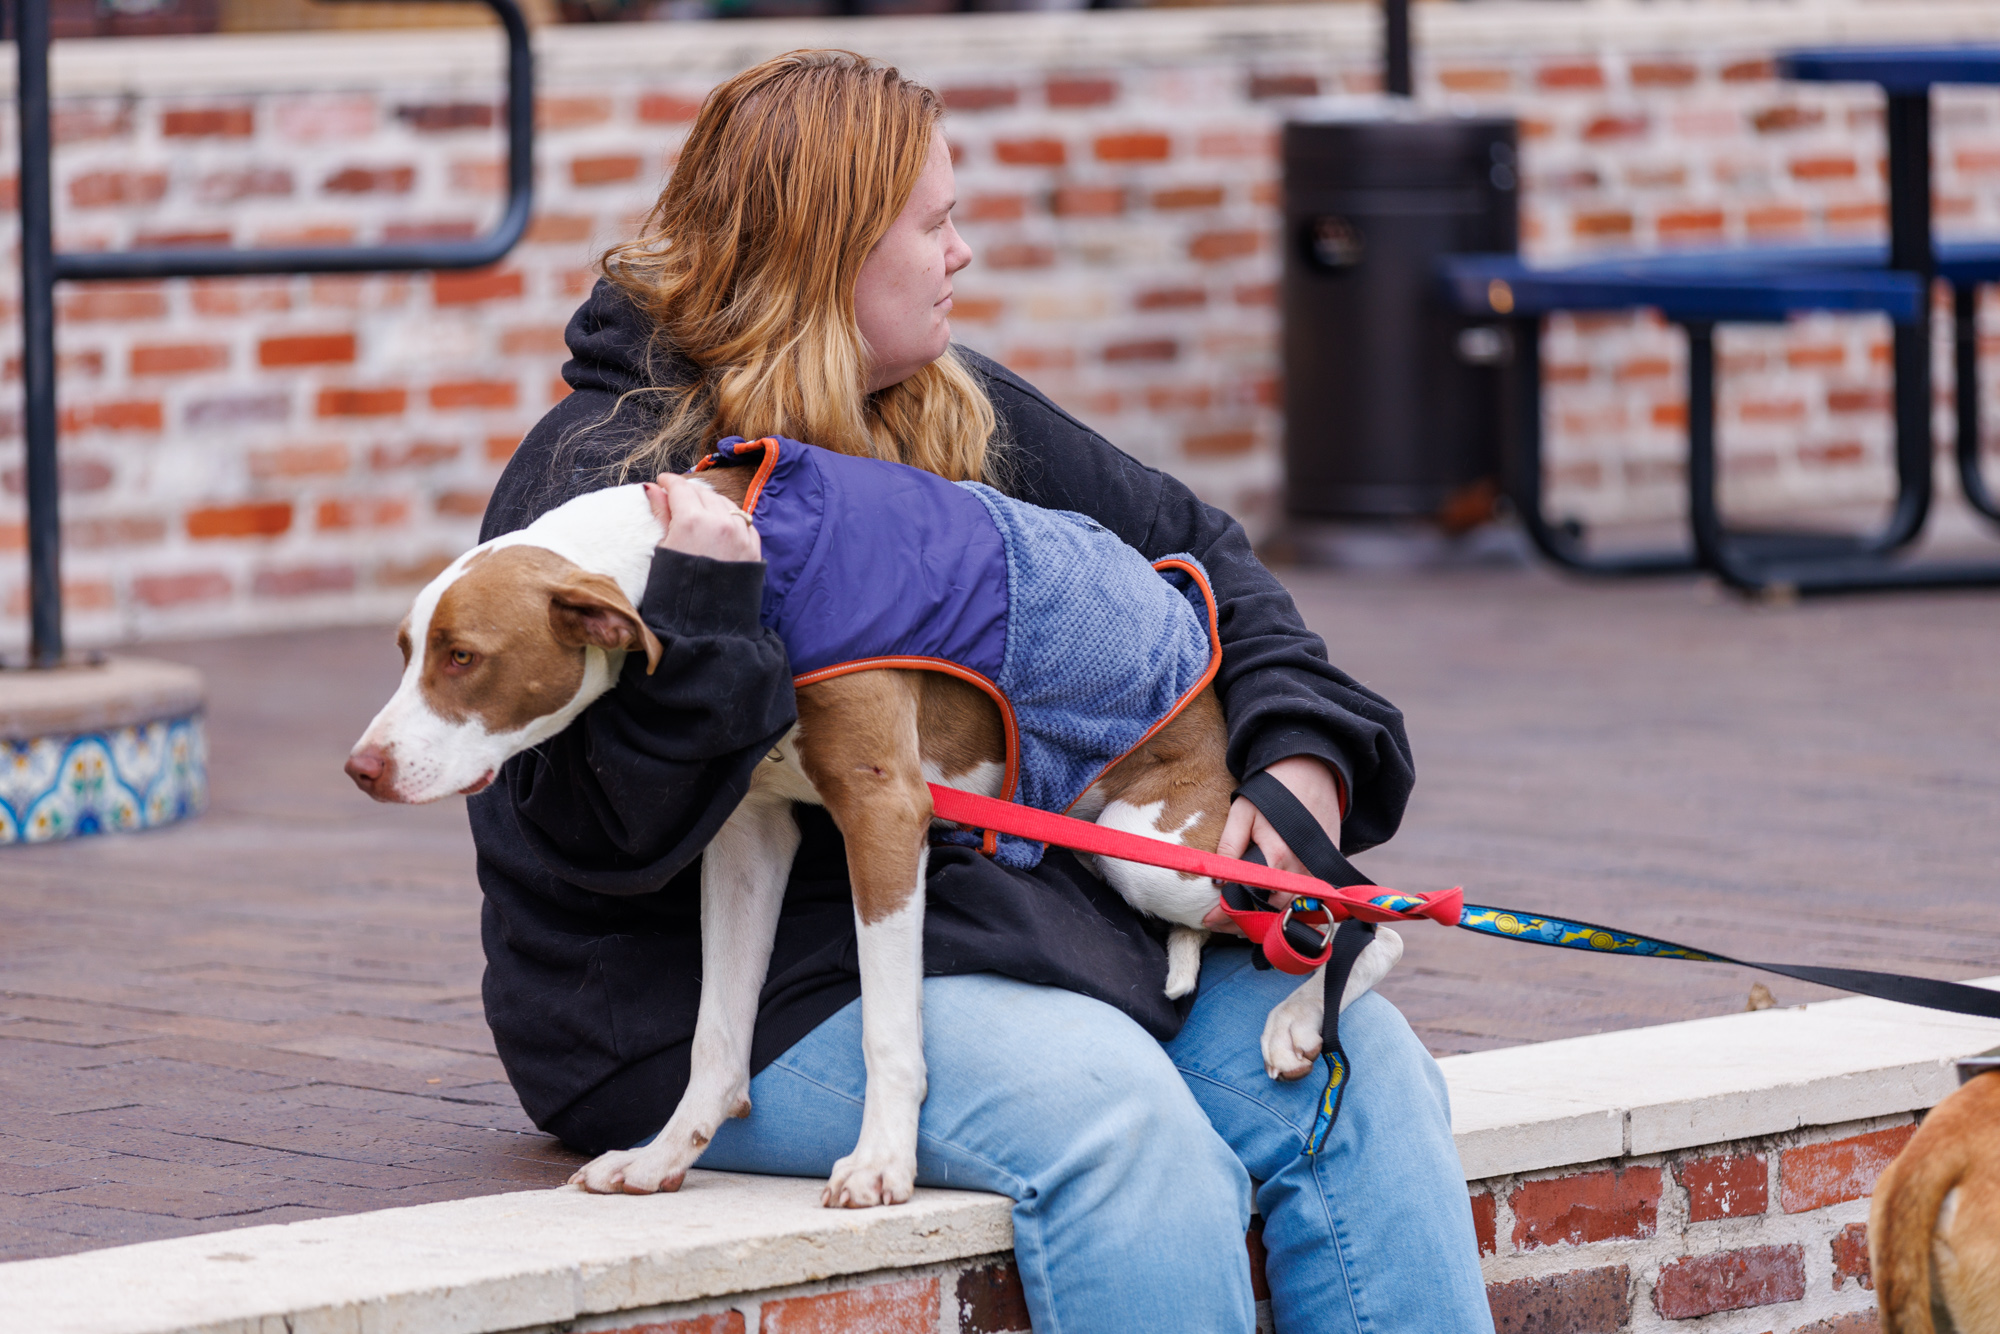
[1871,1073,2000,1334]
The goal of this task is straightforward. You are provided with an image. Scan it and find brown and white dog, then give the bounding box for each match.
[1870,1068,2000,1334]
[346,466,1401,1208]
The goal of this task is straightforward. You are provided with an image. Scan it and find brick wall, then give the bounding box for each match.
[4,1,2000,650]
[1470,1114,1912,1334]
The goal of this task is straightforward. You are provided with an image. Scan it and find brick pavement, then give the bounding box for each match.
[3,566,1999,1262]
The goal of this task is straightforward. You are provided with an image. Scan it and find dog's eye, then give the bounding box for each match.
[449,649,475,668]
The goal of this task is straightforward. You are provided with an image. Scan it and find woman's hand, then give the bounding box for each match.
[645,474,762,563]
[1202,755,1345,936]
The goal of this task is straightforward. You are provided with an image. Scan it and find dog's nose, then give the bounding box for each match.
[345,745,390,796]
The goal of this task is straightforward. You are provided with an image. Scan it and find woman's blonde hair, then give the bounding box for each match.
[599,49,997,482]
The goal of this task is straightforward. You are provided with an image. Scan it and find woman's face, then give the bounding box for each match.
[855,134,972,394]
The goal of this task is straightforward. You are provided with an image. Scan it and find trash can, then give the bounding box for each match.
[1282,110,1518,523]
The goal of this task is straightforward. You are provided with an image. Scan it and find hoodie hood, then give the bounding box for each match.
[562,279,674,399]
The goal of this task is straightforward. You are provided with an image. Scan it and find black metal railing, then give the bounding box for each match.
[13,0,535,667]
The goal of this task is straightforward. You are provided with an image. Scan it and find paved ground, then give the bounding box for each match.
[3,556,1999,1262]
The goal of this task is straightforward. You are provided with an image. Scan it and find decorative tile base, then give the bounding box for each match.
[0,713,208,844]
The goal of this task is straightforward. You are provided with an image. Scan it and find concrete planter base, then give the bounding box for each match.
[0,658,207,844]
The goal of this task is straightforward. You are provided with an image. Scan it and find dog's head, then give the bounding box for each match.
[345,541,662,804]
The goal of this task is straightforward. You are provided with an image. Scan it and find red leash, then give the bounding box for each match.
[927,784,1463,975]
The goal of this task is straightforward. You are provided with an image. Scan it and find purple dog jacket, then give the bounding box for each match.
[697,436,1221,867]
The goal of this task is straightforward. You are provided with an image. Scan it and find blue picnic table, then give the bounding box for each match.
[1440,46,2000,595]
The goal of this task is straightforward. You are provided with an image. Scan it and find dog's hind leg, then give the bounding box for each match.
[796,670,933,1209]
[571,780,800,1195]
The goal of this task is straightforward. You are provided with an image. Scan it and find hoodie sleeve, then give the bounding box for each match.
[474,283,797,897]
[961,348,1414,854]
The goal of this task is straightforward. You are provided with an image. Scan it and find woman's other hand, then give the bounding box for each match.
[1202,755,1346,936]
[645,474,762,563]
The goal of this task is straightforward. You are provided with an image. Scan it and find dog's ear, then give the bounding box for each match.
[548,573,664,675]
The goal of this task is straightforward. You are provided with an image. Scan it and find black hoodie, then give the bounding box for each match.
[468,281,1413,1153]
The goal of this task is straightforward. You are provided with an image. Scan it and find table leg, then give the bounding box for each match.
[1956,282,2000,523]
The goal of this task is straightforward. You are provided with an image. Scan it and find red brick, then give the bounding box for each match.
[250,444,348,480]
[136,228,233,250]
[1537,61,1606,90]
[1235,282,1277,307]
[572,154,645,186]
[134,570,231,607]
[254,564,357,597]
[1748,204,1810,236]
[1105,339,1176,363]
[396,102,495,132]
[1190,230,1262,262]
[1137,286,1206,311]
[760,1276,937,1333]
[436,490,491,517]
[1574,211,1635,240]
[1723,58,1777,82]
[63,400,163,433]
[952,296,1002,323]
[1829,387,1889,414]
[1628,164,1688,189]
[1047,76,1116,108]
[196,167,293,204]
[1439,66,1513,93]
[1680,1153,1768,1221]
[386,221,479,243]
[1584,115,1647,141]
[163,106,252,138]
[1787,343,1847,369]
[1051,185,1124,217]
[956,1260,1030,1333]
[317,387,408,418]
[962,194,1028,224]
[1955,148,2000,175]
[597,1313,743,1334]
[1212,1217,1258,1307]
[1153,184,1226,210]
[1754,105,1825,134]
[1831,1221,1871,1290]
[501,325,570,357]
[1,458,112,494]
[132,344,228,377]
[1615,356,1674,383]
[317,496,411,531]
[369,441,459,470]
[537,96,612,131]
[1486,1265,1629,1334]
[1826,202,1887,230]
[324,165,415,195]
[434,268,525,306]
[1509,1167,1662,1250]
[637,91,703,124]
[1250,73,1320,100]
[1803,441,1868,468]
[1791,154,1858,181]
[1186,428,1256,457]
[4,349,105,381]
[188,502,293,540]
[526,213,593,244]
[1660,208,1727,242]
[68,170,167,209]
[486,434,522,463]
[1196,128,1276,160]
[942,84,1018,112]
[54,104,132,143]
[67,515,167,549]
[995,138,1066,168]
[1095,132,1171,162]
[1471,1191,1497,1256]
[190,279,291,317]
[259,334,356,368]
[985,243,1055,270]
[430,380,518,410]
[1653,1244,1805,1318]
[1632,60,1698,87]
[1783,1125,1915,1213]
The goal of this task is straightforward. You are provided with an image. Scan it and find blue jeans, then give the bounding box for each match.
[698,943,1493,1334]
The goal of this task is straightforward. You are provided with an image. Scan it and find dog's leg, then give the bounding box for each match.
[571,785,799,1194]
[1260,928,1403,1080]
[796,672,932,1209]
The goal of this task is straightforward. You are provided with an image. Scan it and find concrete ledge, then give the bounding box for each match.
[1438,974,2000,1179]
[0,658,204,741]
[4,979,1995,1333]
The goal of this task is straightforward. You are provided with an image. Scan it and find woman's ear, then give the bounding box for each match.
[548,572,665,675]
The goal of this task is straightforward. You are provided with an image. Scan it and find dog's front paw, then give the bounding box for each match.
[821,1150,916,1209]
[1261,984,1323,1082]
[569,1145,690,1196]
[1163,926,1207,999]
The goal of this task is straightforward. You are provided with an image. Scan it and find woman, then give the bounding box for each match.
[475,48,1492,1334]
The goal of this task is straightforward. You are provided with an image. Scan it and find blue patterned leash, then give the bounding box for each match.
[1228,773,2000,1157]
